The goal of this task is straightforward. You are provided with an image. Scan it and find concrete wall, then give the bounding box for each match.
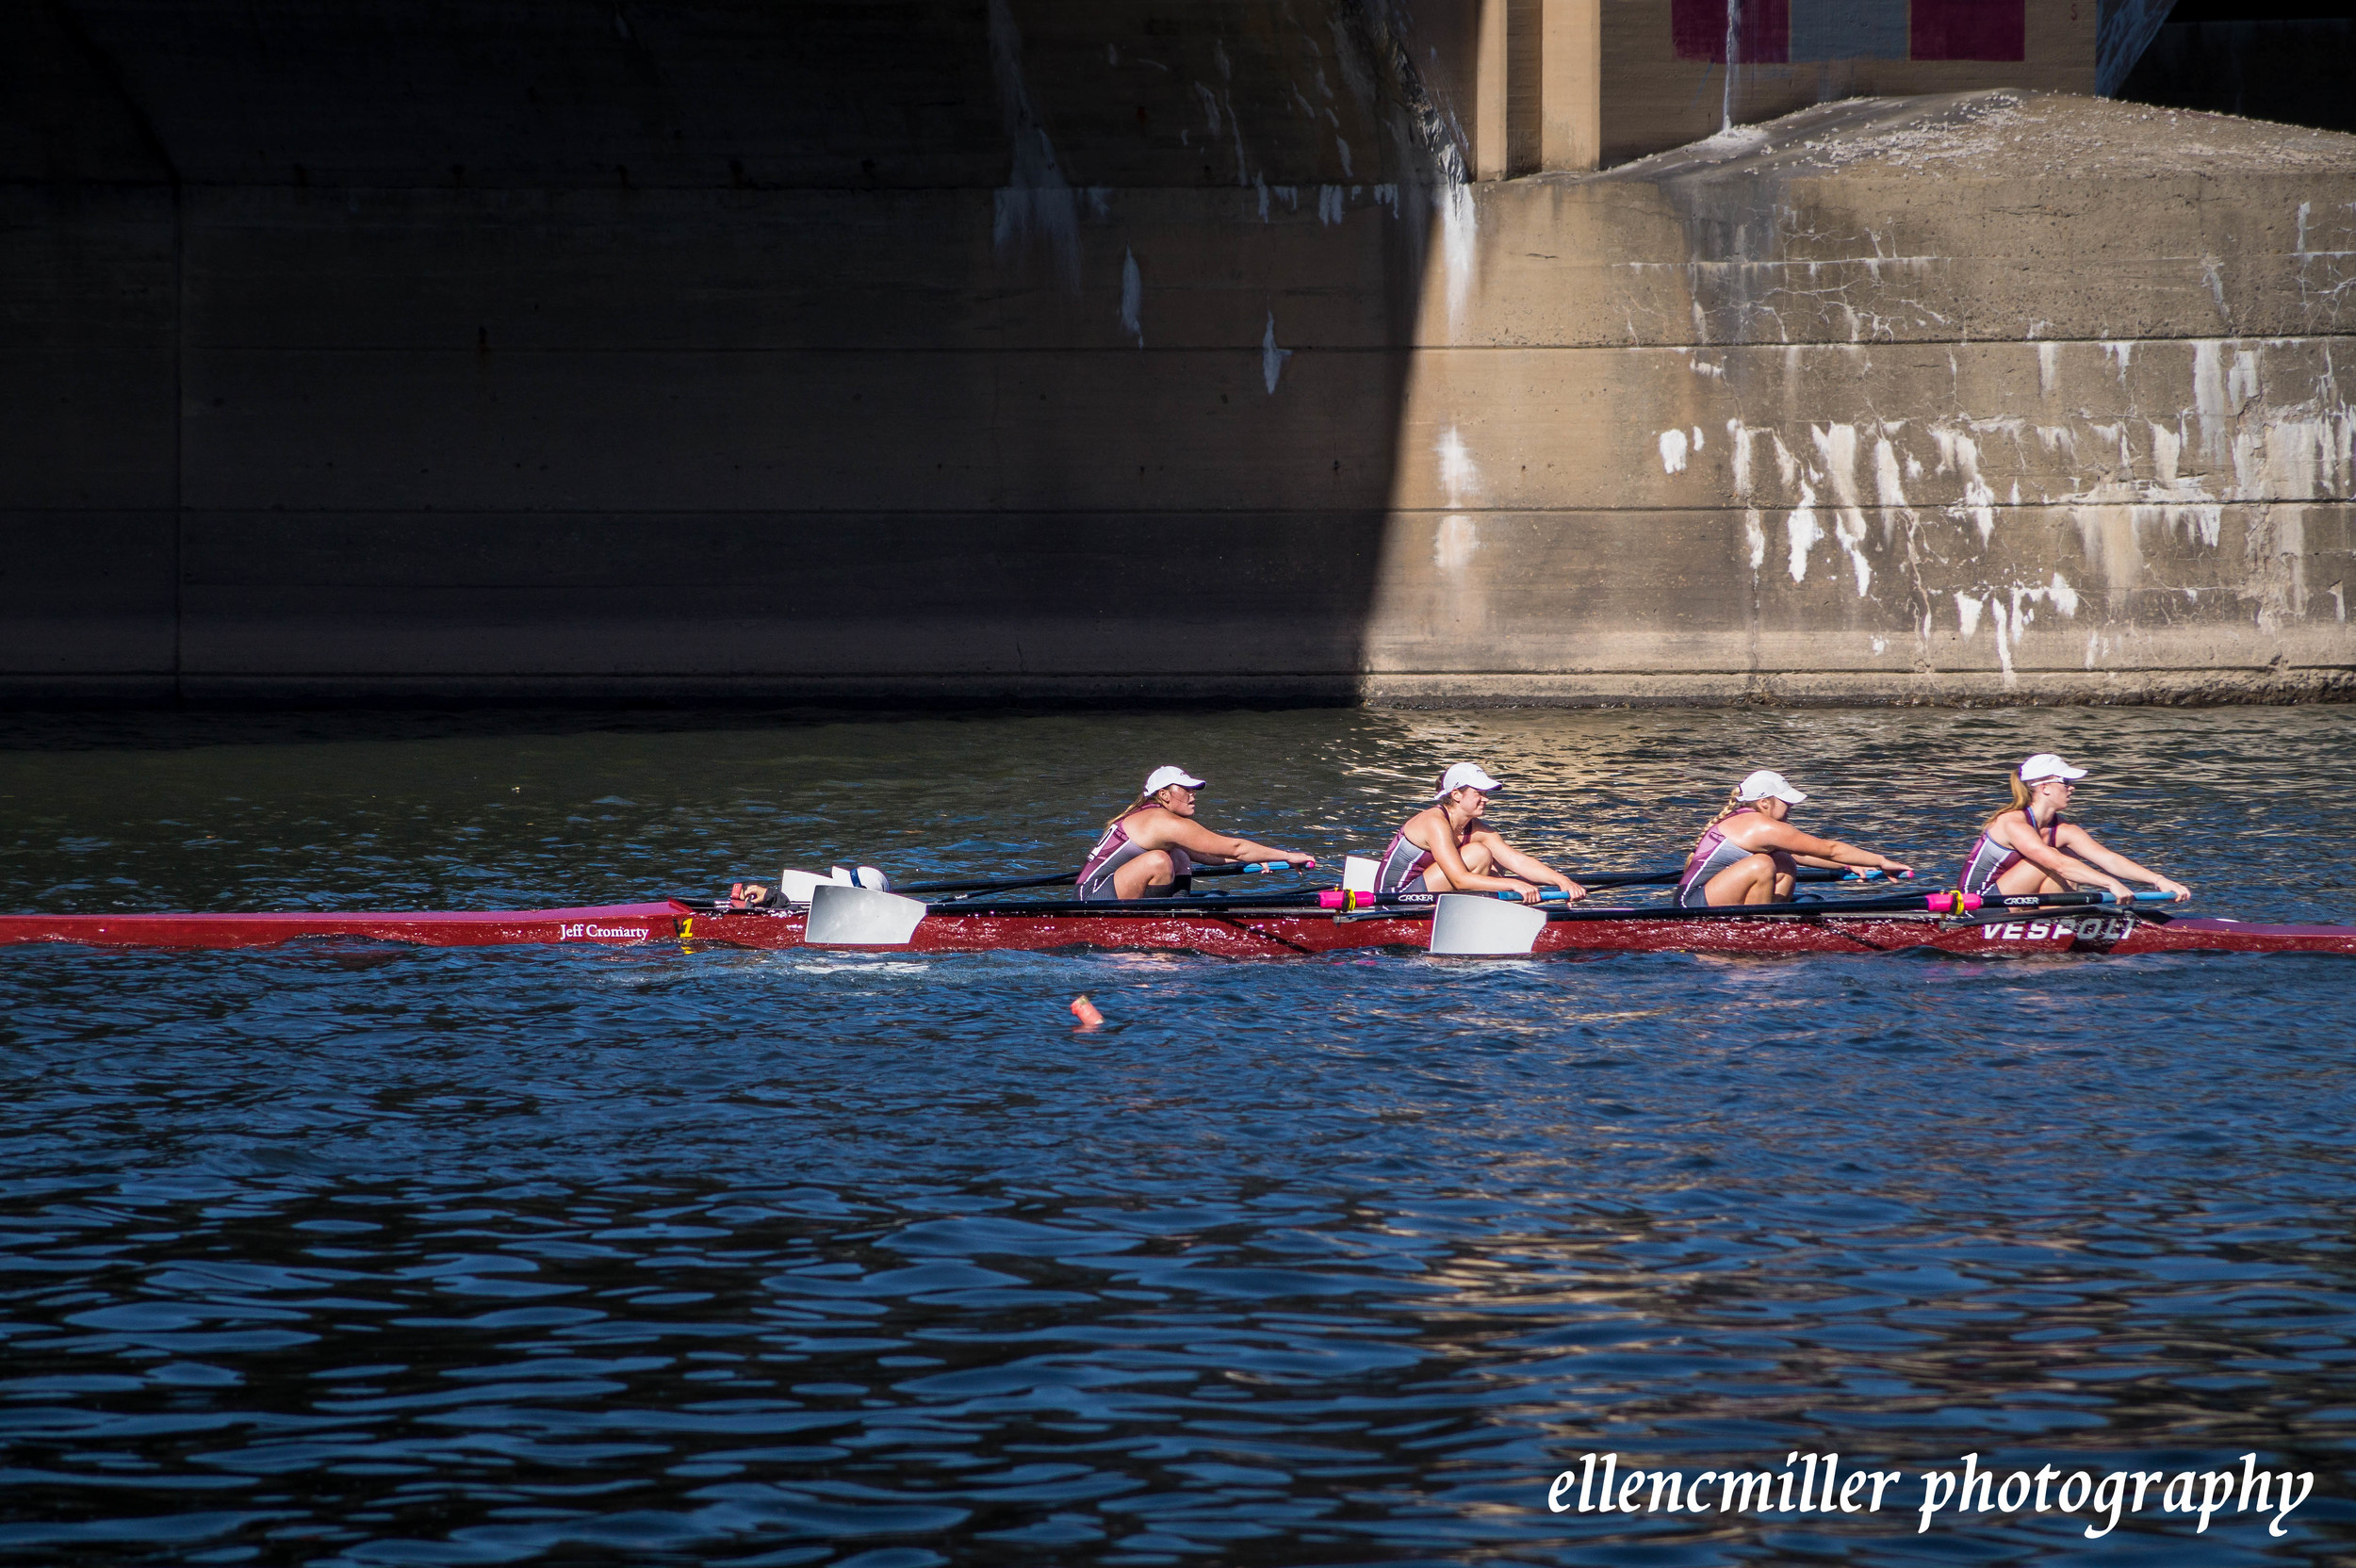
[5,0,1450,705]
[1367,91,2356,704]
[5,5,2353,709]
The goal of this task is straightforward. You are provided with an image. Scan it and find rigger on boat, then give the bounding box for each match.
[0,754,2346,959]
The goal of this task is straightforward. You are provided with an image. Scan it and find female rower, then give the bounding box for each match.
[1375,762,1586,904]
[1960,753,2190,902]
[1677,770,1913,906]
[1076,766,1314,901]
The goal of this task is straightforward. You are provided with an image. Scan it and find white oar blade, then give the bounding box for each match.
[805,884,928,946]
[1429,893,1546,956]
[779,869,832,904]
[1342,855,1380,893]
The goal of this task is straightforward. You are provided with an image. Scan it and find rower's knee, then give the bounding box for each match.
[1704,853,1778,906]
[1458,841,1498,875]
[1114,849,1178,899]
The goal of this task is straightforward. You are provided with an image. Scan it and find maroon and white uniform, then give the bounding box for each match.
[1677,808,1765,907]
[1076,813,1190,901]
[1374,817,1472,893]
[1960,811,2062,895]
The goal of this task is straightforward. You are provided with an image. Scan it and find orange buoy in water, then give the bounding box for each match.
[1069,995,1104,1028]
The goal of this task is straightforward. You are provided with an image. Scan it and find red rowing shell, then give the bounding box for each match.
[678,906,2356,958]
[2,902,2345,957]
[0,903,693,950]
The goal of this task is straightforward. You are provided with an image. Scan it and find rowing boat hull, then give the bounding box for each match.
[0,903,692,950]
[0,903,2350,957]
[679,906,2356,958]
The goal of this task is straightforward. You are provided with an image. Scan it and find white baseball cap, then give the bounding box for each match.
[1433,761,1503,798]
[2020,753,2087,784]
[1737,769,1807,804]
[1144,765,1205,793]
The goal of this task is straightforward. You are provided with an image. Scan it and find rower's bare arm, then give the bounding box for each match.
[1756,822,1912,875]
[2003,821,2130,895]
[1487,838,1587,900]
[1159,818,1310,868]
[2055,825,2190,900]
[1428,826,1536,899]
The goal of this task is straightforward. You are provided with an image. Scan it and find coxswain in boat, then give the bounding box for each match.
[1075,766,1314,901]
[1959,753,2191,902]
[1677,770,1913,906]
[1374,763,1586,904]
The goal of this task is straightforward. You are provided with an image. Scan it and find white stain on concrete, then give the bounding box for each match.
[1261,312,1292,395]
[1435,427,1481,506]
[1809,423,1874,595]
[1119,248,1143,347]
[2037,342,2059,400]
[1743,509,1767,571]
[2192,340,2232,464]
[1930,425,1999,543]
[1659,429,1690,474]
[987,0,1080,290]
[1727,420,1755,496]
[1955,593,1984,638]
[1317,185,1346,225]
[1786,482,1824,584]
[1434,514,1479,572]
[1442,178,1478,325]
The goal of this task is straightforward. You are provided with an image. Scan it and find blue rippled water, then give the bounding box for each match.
[1,705,2352,1565]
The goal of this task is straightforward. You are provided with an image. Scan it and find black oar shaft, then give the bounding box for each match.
[899,860,1302,897]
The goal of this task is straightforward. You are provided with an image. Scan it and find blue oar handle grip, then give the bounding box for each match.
[1488,889,1574,902]
[1243,858,1313,874]
[1840,868,1913,881]
[2102,890,2178,904]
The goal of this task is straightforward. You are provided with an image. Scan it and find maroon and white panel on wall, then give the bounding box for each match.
[1672,0,2026,64]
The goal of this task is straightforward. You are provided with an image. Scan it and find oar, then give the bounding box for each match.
[1336,886,1978,923]
[1979,889,2180,907]
[899,858,1315,898]
[1481,865,1905,891]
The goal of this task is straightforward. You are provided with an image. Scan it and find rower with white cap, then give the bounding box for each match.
[1372,762,1586,905]
[1959,753,2190,902]
[1075,766,1313,901]
[1677,770,1914,907]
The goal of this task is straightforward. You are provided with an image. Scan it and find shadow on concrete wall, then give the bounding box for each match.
[2,0,1454,707]
[2118,11,2356,137]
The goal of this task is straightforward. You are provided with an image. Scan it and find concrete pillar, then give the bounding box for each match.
[1541,0,1602,172]
[1474,0,1510,179]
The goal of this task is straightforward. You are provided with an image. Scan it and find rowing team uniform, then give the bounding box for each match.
[1077,812,1189,902]
[1958,811,2060,896]
[1676,808,1759,907]
[1373,821,1465,893]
